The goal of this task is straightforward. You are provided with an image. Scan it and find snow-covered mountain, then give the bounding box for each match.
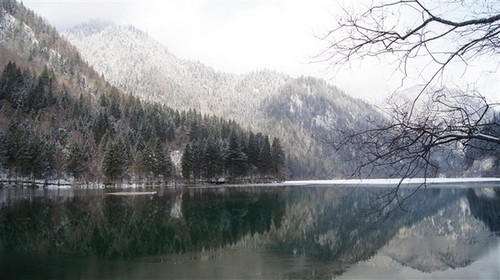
[65,21,291,122]
[0,4,109,101]
[65,21,381,178]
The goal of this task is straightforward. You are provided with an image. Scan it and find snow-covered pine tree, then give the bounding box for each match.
[181,143,193,181]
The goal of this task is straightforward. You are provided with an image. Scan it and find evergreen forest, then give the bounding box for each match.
[0,62,286,185]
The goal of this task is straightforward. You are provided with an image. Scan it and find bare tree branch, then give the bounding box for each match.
[320,0,500,217]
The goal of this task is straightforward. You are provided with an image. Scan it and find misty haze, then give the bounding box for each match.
[0,0,499,279]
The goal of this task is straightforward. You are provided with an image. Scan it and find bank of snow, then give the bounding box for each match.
[285,177,500,187]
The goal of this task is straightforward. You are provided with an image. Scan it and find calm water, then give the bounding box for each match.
[0,184,499,279]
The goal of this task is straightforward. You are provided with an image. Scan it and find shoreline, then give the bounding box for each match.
[1,177,499,190]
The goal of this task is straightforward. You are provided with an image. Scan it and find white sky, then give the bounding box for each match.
[21,0,500,104]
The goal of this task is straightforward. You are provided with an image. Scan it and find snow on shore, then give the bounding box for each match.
[285,177,500,187]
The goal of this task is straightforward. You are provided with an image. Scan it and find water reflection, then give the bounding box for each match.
[0,185,498,279]
[0,187,285,259]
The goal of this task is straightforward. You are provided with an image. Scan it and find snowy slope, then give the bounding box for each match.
[64,22,381,178]
[0,9,108,100]
[65,22,290,122]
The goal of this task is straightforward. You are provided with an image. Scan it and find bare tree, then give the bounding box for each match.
[321,0,500,216]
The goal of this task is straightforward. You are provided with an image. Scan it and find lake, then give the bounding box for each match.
[1,182,499,279]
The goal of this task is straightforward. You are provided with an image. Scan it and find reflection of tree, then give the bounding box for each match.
[182,188,285,251]
[0,188,286,259]
[1,186,497,278]
[466,188,500,234]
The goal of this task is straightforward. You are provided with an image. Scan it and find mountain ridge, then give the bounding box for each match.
[65,21,382,178]
[65,22,292,120]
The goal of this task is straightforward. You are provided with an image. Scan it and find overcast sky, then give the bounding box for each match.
[21,0,500,104]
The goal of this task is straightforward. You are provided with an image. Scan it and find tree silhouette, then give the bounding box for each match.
[322,0,500,215]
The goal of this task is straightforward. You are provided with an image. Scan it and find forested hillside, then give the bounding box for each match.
[0,1,285,185]
[64,21,384,179]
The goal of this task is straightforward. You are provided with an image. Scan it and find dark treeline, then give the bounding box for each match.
[0,62,286,184]
[181,130,285,183]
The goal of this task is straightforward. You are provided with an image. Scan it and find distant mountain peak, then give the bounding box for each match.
[65,19,113,38]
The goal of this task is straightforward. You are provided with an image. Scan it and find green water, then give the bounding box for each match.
[1,184,499,279]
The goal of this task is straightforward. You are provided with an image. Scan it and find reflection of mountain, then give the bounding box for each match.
[233,187,499,277]
[0,186,498,279]
[382,197,493,272]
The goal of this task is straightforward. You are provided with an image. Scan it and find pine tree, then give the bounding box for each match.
[136,146,151,179]
[190,119,200,141]
[34,137,54,179]
[191,142,204,180]
[101,137,128,182]
[271,138,286,180]
[246,132,259,170]
[93,111,111,144]
[258,136,273,176]
[0,62,15,100]
[99,93,108,107]
[26,67,52,112]
[149,140,173,181]
[226,133,248,179]
[67,141,87,178]
[1,0,16,13]
[17,137,33,177]
[166,120,176,142]
[37,66,56,107]
[181,143,193,181]
[109,89,122,120]
[13,132,53,179]
[0,62,25,106]
[203,139,223,180]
